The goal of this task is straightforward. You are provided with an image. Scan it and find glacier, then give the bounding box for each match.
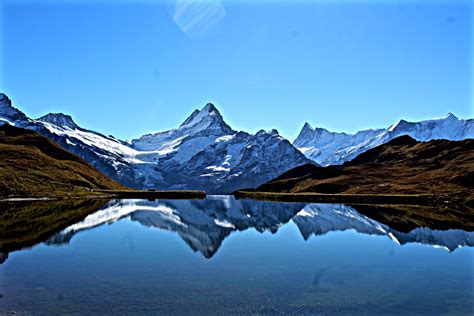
[0,94,312,193]
[294,113,474,165]
[2,92,472,191]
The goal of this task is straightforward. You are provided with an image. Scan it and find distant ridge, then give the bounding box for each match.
[258,135,474,204]
[294,113,474,165]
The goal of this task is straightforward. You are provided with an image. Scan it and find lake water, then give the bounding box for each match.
[0,196,472,314]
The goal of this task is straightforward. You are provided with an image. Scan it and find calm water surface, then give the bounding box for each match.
[0,196,472,315]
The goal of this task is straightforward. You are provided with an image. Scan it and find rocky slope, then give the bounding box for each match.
[0,93,313,193]
[294,113,474,165]
[258,135,474,204]
[0,124,126,197]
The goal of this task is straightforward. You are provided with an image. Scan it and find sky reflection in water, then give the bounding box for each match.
[0,196,472,314]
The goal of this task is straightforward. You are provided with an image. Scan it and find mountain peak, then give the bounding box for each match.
[178,103,234,135]
[180,103,222,127]
[302,122,313,131]
[202,103,218,114]
[388,119,409,132]
[269,129,279,136]
[293,122,318,146]
[0,93,12,108]
[445,112,457,120]
[0,93,29,125]
[38,113,79,129]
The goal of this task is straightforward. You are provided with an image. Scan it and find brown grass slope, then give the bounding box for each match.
[0,124,127,197]
[258,135,474,203]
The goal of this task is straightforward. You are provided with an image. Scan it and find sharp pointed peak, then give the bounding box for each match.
[177,102,234,135]
[202,102,219,113]
[445,112,457,119]
[302,122,313,130]
[269,129,279,136]
[0,93,12,108]
[430,112,458,121]
[0,92,30,124]
[180,103,223,127]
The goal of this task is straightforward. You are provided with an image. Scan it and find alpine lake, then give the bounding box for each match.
[0,196,472,315]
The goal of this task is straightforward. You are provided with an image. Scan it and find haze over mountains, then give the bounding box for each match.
[1,92,473,193]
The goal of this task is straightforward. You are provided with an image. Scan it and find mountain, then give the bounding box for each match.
[0,93,31,127]
[0,93,140,187]
[294,114,474,165]
[258,135,474,204]
[0,93,313,193]
[130,103,313,193]
[0,124,126,197]
[43,197,473,260]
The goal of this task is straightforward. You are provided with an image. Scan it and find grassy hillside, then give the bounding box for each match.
[0,124,127,197]
[256,135,474,205]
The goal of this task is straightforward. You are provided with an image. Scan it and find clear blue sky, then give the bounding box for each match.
[0,0,472,141]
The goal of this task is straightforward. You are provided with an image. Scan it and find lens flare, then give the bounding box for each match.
[172,0,226,37]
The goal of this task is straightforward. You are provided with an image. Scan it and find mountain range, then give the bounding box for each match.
[258,135,474,204]
[1,92,472,193]
[0,94,311,193]
[294,113,474,165]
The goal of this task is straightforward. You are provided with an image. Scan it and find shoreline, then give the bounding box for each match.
[233,191,466,206]
[0,190,206,257]
[0,190,207,203]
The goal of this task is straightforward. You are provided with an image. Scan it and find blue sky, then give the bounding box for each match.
[0,0,472,141]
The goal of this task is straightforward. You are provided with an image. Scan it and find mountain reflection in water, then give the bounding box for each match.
[1,196,472,315]
[40,196,473,259]
[1,196,472,264]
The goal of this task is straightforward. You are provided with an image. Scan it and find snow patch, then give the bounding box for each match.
[215,134,235,143]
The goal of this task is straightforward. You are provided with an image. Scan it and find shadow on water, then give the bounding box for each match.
[0,199,110,259]
[0,196,473,264]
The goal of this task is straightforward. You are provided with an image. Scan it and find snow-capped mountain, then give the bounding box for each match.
[0,93,31,127]
[130,104,312,193]
[294,114,474,165]
[46,198,473,258]
[0,93,312,193]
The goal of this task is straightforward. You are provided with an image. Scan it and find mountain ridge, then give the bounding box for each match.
[2,92,473,194]
[0,93,313,193]
[258,135,474,204]
[294,113,474,165]
[0,124,127,197]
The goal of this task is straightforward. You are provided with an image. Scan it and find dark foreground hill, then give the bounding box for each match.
[0,124,127,197]
[257,135,474,204]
